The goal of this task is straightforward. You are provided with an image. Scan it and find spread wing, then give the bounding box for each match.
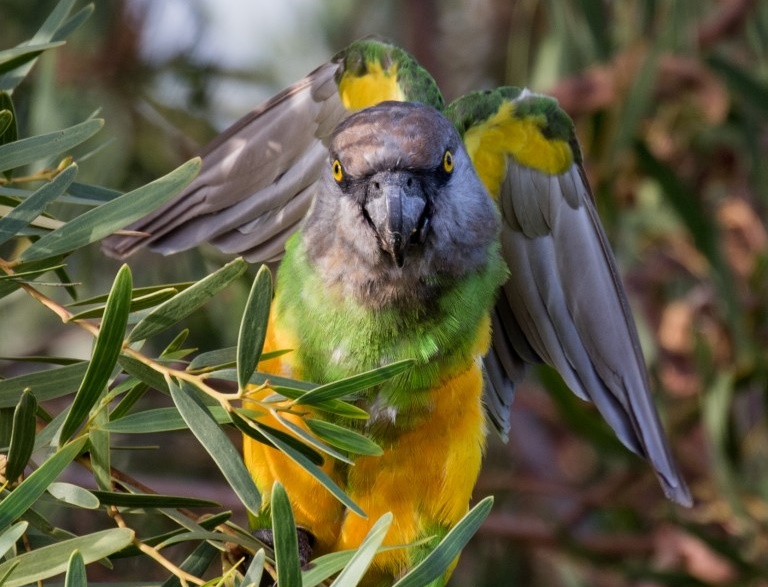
[448,88,692,506]
[102,38,443,262]
[102,62,343,262]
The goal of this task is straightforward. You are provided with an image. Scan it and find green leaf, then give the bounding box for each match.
[0,528,133,587]
[0,522,27,559]
[16,158,201,263]
[0,93,18,151]
[0,362,87,408]
[64,550,86,587]
[5,389,37,482]
[0,257,66,300]
[305,418,383,457]
[60,265,132,442]
[100,405,230,434]
[88,491,220,509]
[53,3,94,43]
[0,436,87,532]
[159,544,219,587]
[189,347,237,370]
[117,354,169,394]
[89,408,111,490]
[214,368,370,420]
[65,181,121,204]
[255,422,364,517]
[158,542,219,587]
[302,551,355,587]
[271,412,352,464]
[67,287,179,321]
[0,165,77,247]
[47,482,99,509]
[0,110,13,144]
[293,359,414,406]
[231,410,324,466]
[169,380,261,515]
[67,282,194,307]
[241,548,265,587]
[238,265,273,390]
[330,513,392,587]
[128,256,247,342]
[0,119,101,174]
[0,0,79,91]
[392,496,494,587]
[272,482,302,587]
[0,42,65,75]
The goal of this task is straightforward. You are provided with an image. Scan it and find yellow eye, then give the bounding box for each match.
[442,150,454,173]
[332,159,344,182]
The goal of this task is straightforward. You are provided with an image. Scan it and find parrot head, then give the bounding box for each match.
[301,101,500,309]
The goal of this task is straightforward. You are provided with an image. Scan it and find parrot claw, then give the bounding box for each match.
[252,527,316,568]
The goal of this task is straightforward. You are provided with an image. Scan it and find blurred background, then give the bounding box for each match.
[2,0,768,585]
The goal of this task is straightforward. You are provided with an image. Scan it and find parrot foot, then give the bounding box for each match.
[253,527,315,567]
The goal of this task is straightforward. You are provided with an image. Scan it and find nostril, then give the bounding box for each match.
[373,181,380,191]
[406,177,413,187]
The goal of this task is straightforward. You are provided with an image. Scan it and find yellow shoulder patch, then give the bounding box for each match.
[463,101,574,199]
[338,61,405,110]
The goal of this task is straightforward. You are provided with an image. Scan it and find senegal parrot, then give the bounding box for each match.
[104,38,691,586]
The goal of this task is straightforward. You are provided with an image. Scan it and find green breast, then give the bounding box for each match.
[274,233,506,415]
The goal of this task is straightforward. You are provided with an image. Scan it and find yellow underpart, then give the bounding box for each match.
[464,101,574,199]
[243,308,491,586]
[338,61,404,110]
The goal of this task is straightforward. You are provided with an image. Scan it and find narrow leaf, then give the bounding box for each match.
[158,540,219,587]
[392,496,494,587]
[293,359,414,406]
[0,522,27,560]
[89,491,219,509]
[302,551,355,587]
[241,548,265,587]
[47,482,99,509]
[0,109,12,140]
[16,158,200,262]
[67,287,178,321]
[0,528,133,587]
[64,550,86,587]
[306,418,383,457]
[0,165,77,247]
[0,362,87,408]
[0,43,65,74]
[272,482,302,587]
[169,381,261,515]
[60,265,132,442]
[238,265,273,390]
[330,514,392,587]
[0,436,88,532]
[117,354,169,394]
[66,282,194,307]
[128,256,247,342]
[272,412,351,464]
[100,405,230,434]
[5,389,37,482]
[257,424,364,517]
[0,119,102,174]
[231,410,324,466]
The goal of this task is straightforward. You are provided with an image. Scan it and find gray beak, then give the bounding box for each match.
[363,171,430,267]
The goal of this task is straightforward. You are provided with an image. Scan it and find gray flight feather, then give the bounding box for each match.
[102,62,346,261]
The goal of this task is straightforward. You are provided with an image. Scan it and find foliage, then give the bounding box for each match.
[2,0,768,586]
[0,2,488,586]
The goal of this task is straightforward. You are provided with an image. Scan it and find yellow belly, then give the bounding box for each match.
[243,310,490,585]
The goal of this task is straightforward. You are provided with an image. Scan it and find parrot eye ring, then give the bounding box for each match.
[442,150,454,173]
[332,159,344,182]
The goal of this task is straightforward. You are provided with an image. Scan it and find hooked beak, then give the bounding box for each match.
[363,171,430,267]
